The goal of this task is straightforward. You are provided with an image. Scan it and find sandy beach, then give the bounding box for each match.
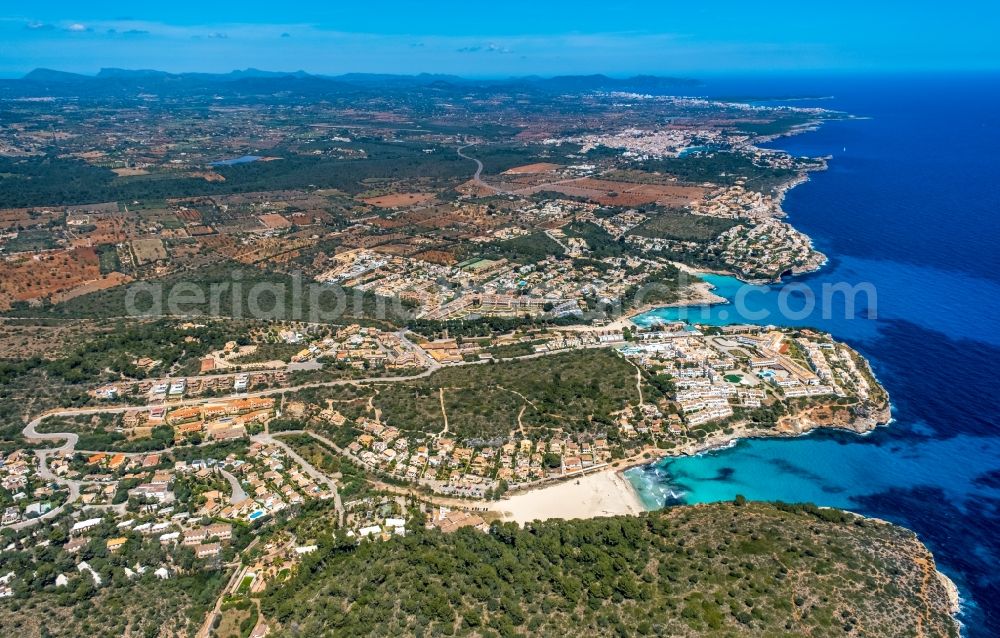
[488,405,891,528]
[590,265,730,332]
[488,428,806,526]
[490,469,645,525]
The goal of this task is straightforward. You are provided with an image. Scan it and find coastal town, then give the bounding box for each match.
[1,314,889,593]
[0,60,960,638]
[0,296,905,630]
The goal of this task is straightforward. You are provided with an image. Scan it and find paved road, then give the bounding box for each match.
[13,341,628,532]
[23,412,85,452]
[457,144,491,190]
[396,330,438,368]
[544,229,571,254]
[9,448,121,530]
[218,468,248,504]
[254,430,344,525]
[21,343,623,453]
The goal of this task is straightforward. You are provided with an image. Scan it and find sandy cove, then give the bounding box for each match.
[571,263,729,334]
[488,427,756,525]
[489,406,890,526]
[490,468,645,524]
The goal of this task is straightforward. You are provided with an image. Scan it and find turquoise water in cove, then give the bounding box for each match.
[625,74,1000,635]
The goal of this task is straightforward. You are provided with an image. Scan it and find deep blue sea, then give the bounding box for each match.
[626,74,1000,636]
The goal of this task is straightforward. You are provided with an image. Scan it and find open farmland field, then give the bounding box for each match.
[601,169,693,185]
[111,167,150,176]
[412,249,457,265]
[502,162,562,174]
[508,177,708,206]
[455,178,496,197]
[75,217,134,245]
[372,242,422,256]
[0,208,63,231]
[258,213,293,229]
[49,271,132,304]
[0,246,103,310]
[131,237,168,264]
[562,178,708,206]
[1,229,59,252]
[362,192,437,208]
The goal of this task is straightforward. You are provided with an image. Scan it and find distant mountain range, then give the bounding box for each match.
[10,68,699,97]
[23,67,317,82]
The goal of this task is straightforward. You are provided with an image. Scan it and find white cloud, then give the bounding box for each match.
[457,42,513,54]
[66,23,88,33]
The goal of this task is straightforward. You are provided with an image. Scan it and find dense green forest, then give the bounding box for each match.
[635,152,796,194]
[0,319,237,386]
[465,233,565,265]
[260,501,958,637]
[6,261,412,326]
[0,141,471,208]
[0,573,225,638]
[563,221,625,259]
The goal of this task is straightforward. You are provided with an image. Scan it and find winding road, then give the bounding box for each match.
[457,144,494,192]
[457,144,484,179]
[544,229,571,254]
[253,430,343,525]
[219,468,248,504]
[13,337,629,533]
[455,143,591,198]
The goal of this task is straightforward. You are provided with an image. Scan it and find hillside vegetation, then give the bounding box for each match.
[260,501,958,637]
[373,349,642,440]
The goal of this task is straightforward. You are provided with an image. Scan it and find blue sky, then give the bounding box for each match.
[1,2,998,77]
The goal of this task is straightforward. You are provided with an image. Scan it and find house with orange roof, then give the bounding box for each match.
[108,453,126,470]
[227,397,274,414]
[209,426,246,441]
[167,406,203,425]
[234,410,270,427]
[173,421,204,441]
[202,404,229,420]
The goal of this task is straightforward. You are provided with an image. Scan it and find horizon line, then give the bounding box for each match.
[5,67,1000,81]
